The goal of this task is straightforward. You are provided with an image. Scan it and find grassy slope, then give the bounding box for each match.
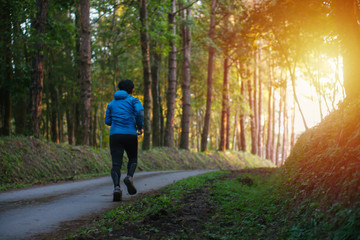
[278,98,360,238]
[0,137,112,189]
[0,137,273,190]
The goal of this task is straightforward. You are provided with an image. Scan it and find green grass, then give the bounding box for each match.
[0,137,274,190]
[69,168,359,239]
[0,137,112,190]
[203,169,284,239]
[277,98,360,239]
[67,170,226,239]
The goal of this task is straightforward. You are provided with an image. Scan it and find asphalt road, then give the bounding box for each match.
[0,170,212,240]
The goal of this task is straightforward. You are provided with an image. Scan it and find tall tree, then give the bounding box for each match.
[77,0,92,145]
[265,63,273,160]
[237,62,248,152]
[200,0,217,152]
[265,74,274,159]
[29,0,48,138]
[150,43,162,147]
[164,0,177,147]
[12,11,29,136]
[275,86,283,166]
[257,46,263,156]
[252,49,259,155]
[239,76,247,152]
[180,3,192,150]
[281,79,288,164]
[219,55,230,151]
[139,0,152,150]
[248,72,257,155]
[334,0,360,98]
[47,53,59,143]
[0,0,12,136]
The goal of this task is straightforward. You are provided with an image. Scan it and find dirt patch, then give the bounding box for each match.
[76,187,215,240]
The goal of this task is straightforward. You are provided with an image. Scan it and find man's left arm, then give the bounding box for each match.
[133,98,144,131]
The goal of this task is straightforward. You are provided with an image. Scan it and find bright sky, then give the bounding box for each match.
[293,57,344,135]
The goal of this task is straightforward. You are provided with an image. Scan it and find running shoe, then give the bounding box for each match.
[113,186,122,201]
[124,176,137,195]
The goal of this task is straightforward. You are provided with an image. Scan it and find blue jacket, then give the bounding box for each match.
[105,90,144,135]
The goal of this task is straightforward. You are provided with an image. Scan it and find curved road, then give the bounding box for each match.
[0,170,212,240]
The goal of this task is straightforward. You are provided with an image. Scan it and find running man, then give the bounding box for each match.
[105,79,144,201]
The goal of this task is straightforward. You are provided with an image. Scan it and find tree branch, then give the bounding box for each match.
[173,0,199,16]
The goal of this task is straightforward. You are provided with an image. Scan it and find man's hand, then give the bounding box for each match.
[137,129,144,135]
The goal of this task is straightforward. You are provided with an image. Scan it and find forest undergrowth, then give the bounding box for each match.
[0,137,273,190]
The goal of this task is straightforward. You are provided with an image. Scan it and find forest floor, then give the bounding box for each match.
[68,165,359,240]
[68,169,289,240]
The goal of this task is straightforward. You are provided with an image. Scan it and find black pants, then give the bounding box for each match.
[110,134,138,187]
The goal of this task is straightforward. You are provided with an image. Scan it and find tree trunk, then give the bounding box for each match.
[232,111,238,151]
[47,50,59,143]
[257,47,262,157]
[281,80,288,164]
[266,59,273,160]
[43,84,48,140]
[164,0,177,147]
[14,98,27,135]
[248,75,257,155]
[226,94,231,150]
[74,10,80,144]
[219,55,229,151]
[139,0,152,150]
[0,1,12,136]
[200,0,217,152]
[78,0,92,145]
[49,82,59,143]
[92,106,97,148]
[150,42,162,147]
[66,110,74,145]
[180,4,192,150]
[0,89,11,136]
[334,0,360,98]
[288,65,308,130]
[271,80,276,162]
[239,73,246,151]
[13,21,27,136]
[253,50,258,155]
[275,87,283,166]
[29,0,48,138]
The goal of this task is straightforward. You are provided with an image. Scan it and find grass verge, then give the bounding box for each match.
[68,168,359,239]
[0,137,274,191]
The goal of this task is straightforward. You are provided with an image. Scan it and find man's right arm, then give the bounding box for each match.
[133,98,144,131]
